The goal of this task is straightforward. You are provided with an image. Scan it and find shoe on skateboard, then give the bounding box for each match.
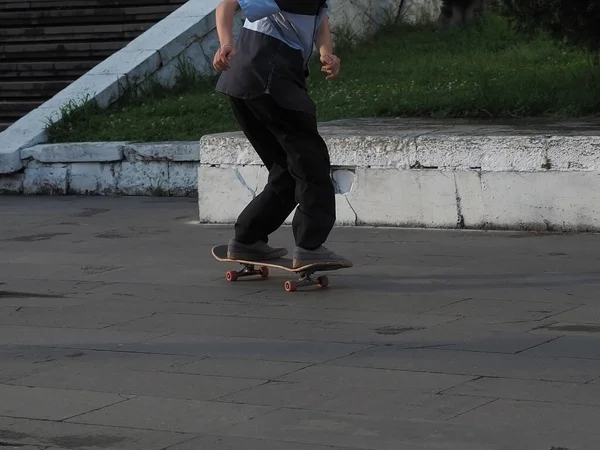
[292,245,353,269]
[211,244,352,292]
[227,239,287,261]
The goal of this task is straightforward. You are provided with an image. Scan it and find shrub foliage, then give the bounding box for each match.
[502,0,600,52]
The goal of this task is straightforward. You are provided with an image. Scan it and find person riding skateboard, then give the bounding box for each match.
[213,0,352,269]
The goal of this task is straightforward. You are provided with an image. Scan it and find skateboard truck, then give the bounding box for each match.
[284,270,329,292]
[225,264,269,282]
[225,263,329,292]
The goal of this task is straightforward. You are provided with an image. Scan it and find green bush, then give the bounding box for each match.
[502,0,600,53]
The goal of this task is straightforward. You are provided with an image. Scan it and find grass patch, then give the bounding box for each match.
[47,14,600,143]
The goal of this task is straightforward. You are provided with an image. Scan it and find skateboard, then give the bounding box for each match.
[211,245,352,292]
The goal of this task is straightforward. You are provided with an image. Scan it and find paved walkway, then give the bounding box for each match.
[1,197,600,450]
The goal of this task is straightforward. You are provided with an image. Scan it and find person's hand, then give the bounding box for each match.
[320,53,341,80]
[213,44,237,71]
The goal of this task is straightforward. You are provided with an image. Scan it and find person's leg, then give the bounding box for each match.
[226,96,297,260]
[251,97,351,268]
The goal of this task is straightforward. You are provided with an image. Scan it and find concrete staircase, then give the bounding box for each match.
[0,0,188,132]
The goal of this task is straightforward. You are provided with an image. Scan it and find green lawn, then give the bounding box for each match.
[47,15,600,143]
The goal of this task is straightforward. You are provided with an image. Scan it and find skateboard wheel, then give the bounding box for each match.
[225,270,238,282]
[259,266,269,278]
[284,280,297,292]
[317,276,329,288]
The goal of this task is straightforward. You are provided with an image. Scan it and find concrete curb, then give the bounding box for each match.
[198,118,600,231]
[3,118,600,232]
[0,141,199,196]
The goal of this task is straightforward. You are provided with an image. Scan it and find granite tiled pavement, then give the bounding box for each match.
[1,196,600,450]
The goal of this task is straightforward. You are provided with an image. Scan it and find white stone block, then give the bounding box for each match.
[169,0,222,18]
[193,28,220,75]
[347,135,416,169]
[124,142,199,162]
[479,171,600,230]
[187,14,244,76]
[153,63,181,88]
[283,207,296,225]
[198,165,267,222]
[454,171,485,227]
[0,171,25,193]
[281,196,357,227]
[0,112,55,174]
[69,163,117,195]
[45,74,127,110]
[546,136,600,171]
[22,143,125,163]
[348,169,459,227]
[126,15,214,64]
[23,162,68,195]
[0,145,25,174]
[116,161,169,195]
[199,165,356,226]
[88,50,161,86]
[416,135,547,171]
[200,135,262,166]
[168,162,198,196]
[335,195,359,226]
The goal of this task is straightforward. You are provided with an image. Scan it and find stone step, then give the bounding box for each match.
[0,22,151,43]
[1,41,128,62]
[1,5,182,27]
[0,60,101,80]
[0,0,187,12]
[0,80,73,100]
[0,100,44,118]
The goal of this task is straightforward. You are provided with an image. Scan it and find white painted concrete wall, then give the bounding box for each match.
[198,118,600,231]
[0,142,199,196]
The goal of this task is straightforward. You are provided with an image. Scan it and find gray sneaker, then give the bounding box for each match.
[227,239,287,261]
[292,245,353,269]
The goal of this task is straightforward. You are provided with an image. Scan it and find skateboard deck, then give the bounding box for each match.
[211,245,351,292]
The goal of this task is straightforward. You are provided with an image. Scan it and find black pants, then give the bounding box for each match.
[229,95,335,250]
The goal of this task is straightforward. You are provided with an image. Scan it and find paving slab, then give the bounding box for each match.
[116,333,371,363]
[424,296,577,320]
[0,416,192,450]
[0,279,106,307]
[10,363,264,401]
[448,399,600,450]
[2,197,600,449]
[0,384,129,421]
[167,435,364,449]
[217,381,492,422]
[0,324,167,348]
[278,365,473,391]
[113,311,457,344]
[67,396,274,433]
[328,346,600,383]
[238,304,460,326]
[0,304,152,329]
[218,407,560,450]
[522,335,600,360]
[443,376,600,406]
[167,357,309,379]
